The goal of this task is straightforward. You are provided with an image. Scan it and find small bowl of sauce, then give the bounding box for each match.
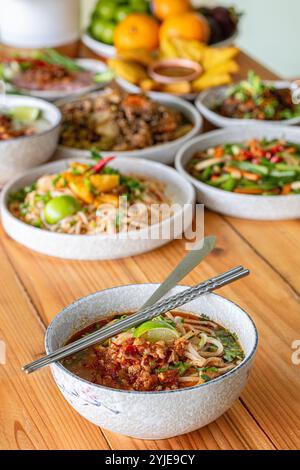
[148,59,202,84]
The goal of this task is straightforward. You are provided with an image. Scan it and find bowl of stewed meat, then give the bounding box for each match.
[55,86,202,165]
[45,283,258,439]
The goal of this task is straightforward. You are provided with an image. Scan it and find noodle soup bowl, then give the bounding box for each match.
[0,94,61,187]
[1,157,195,260]
[45,284,258,440]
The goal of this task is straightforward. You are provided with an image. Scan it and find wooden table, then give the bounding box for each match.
[1,50,299,451]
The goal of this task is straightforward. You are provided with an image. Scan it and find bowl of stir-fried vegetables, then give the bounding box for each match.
[196,72,300,128]
[175,126,300,220]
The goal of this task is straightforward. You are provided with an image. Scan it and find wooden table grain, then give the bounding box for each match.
[0,50,299,450]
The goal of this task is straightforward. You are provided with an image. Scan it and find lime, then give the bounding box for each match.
[130,0,149,13]
[96,0,116,21]
[10,106,40,123]
[115,6,133,23]
[44,196,81,225]
[134,320,180,343]
[100,21,115,44]
[90,18,108,41]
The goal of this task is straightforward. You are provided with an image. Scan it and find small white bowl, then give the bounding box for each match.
[45,283,258,440]
[175,126,300,220]
[55,91,203,165]
[196,80,300,128]
[10,59,110,102]
[1,157,195,260]
[0,95,61,187]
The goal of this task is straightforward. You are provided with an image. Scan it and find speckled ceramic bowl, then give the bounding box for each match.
[196,80,300,128]
[0,95,61,187]
[175,127,300,220]
[45,284,258,440]
[55,91,203,165]
[10,59,110,102]
[1,157,195,260]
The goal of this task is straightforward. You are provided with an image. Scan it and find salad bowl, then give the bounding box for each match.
[175,126,300,220]
[196,80,300,128]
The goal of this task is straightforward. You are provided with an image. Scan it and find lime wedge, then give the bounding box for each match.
[134,320,180,344]
[10,107,41,123]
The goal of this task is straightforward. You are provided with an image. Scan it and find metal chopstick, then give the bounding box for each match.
[23,266,243,373]
[23,266,249,374]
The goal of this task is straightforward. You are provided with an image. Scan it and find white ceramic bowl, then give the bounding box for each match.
[10,59,110,102]
[45,284,258,440]
[175,127,300,221]
[55,91,203,165]
[0,95,61,187]
[196,80,300,128]
[1,157,195,260]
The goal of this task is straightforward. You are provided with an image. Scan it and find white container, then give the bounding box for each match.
[0,0,80,48]
[45,284,258,440]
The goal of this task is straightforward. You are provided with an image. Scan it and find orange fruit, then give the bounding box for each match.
[153,0,192,21]
[159,13,211,44]
[114,14,160,51]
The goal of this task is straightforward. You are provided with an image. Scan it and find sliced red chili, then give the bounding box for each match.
[92,156,116,174]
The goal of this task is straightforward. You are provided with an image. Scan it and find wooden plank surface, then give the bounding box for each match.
[0,49,299,450]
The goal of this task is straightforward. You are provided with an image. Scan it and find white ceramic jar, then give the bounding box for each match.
[0,0,80,48]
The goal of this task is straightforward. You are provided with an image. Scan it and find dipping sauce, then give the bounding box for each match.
[156,66,197,79]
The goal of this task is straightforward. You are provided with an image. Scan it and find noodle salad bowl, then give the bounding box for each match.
[45,284,258,440]
[175,126,300,220]
[1,157,195,260]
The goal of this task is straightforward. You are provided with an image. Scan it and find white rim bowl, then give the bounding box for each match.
[0,94,61,186]
[55,91,203,165]
[196,80,300,128]
[1,157,196,260]
[175,126,300,220]
[45,283,258,440]
[11,58,109,102]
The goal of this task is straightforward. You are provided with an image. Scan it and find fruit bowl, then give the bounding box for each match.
[83,2,240,58]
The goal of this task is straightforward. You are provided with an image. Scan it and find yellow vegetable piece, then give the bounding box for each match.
[160,37,179,59]
[203,47,239,71]
[140,78,162,92]
[206,60,239,76]
[162,81,192,94]
[90,174,120,193]
[171,37,206,62]
[70,162,89,174]
[117,49,154,66]
[107,58,147,84]
[69,180,94,205]
[192,72,232,91]
[95,194,119,208]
